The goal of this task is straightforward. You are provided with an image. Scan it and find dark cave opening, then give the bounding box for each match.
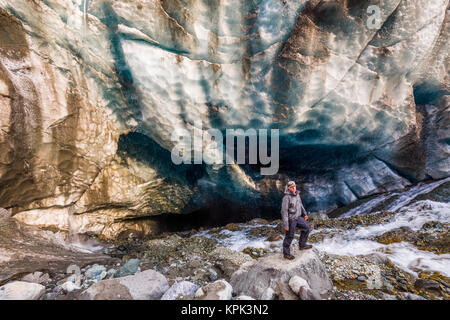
[148,201,280,234]
[115,130,367,236]
[116,131,282,236]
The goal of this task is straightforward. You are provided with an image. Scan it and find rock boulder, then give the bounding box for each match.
[0,281,45,300]
[195,280,233,300]
[80,269,169,300]
[230,248,332,299]
[207,247,253,279]
[161,281,199,300]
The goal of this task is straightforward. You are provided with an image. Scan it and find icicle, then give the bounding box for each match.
[82,0,89,29]
[83,0,88,19]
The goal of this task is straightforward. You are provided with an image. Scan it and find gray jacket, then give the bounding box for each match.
[281,187,307,229]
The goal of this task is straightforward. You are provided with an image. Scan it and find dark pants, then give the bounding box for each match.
[283,216,310,255]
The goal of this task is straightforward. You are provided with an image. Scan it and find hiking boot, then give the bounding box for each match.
[283,253,295,260]
[299,244,313,250]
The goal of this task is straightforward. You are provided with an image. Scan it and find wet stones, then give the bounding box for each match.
[414,272,450,299]
[224,223,242,232]
[242,247,269,259]
[248,218,269,225]
[308,229,340,243]
[421,221,444,231]
[317,252,447,299]
[246,225,280,239]
[307,212,329,221]
[414,228,450,254]
[414,279,440,291]
[375,224,449,254]
[313,211,395,230]
[266,234,283,242]
[376,227,418,244]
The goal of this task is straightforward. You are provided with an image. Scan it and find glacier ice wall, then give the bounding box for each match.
[0,0,448,237]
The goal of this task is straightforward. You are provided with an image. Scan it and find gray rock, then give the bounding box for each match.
[288,276,310,294]
[57,273,82,286]
[161,281,199,300]
[307,212,329,221]
[0,281,45,300]
[402,292,427,300]
[106,268,117,279]
[80,269,169,300]
[194,288,205,299]
[42,292,59,300]
[79,280,133,300]
[357,275,366,282]
[115,259,140,278]
[379,292,398,300]
[414,279,441,291]
[438,279,450,288]
[21,272,50,285]
[61,281,81,293]
[288,275,319,300]
[275,282,299,300]
[209,268,219,281]
[261,287,275,300]
[298,286,318,300]
[236,295,255,300]
[85,264,107,282]
[0,208,10,221]
[195,280,233,300]
[230,247,332,300]
[248,218,269,225]
[208,247,252,279]
[52,285,64,295]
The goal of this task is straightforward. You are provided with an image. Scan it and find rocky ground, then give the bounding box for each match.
[1,180,449,301]
[1,208,448,300]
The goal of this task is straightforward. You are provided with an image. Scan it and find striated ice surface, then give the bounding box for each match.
[96,0,448,153]
[341,177,450,217]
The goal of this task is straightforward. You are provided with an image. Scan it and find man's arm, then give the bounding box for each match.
[281,196,289,230]
[299,197,307,218]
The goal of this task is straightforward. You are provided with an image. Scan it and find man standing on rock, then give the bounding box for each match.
[281,181,312,259]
